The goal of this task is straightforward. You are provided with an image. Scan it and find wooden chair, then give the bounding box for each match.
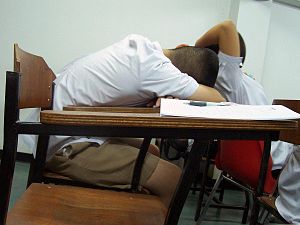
[0,44,188,225]
[257,99,300,224]
[1,45,297,225]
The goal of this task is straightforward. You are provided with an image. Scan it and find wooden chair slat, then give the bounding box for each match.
[41,109,297,130]
[64,106,160,113]
[14,44,55,109]
[7,183,167,225]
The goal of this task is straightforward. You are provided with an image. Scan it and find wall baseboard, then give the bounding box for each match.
[0,149,33,163]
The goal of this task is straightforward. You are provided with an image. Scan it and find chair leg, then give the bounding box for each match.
[242,190,250,224]
[218,180,225,202]
[258,208,270,224]
[158,138,166,157]
[192,174,199,194]
[196,171,224,225]
[194,154,212,221]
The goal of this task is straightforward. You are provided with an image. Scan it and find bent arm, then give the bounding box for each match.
[195,20,240,57]
[187,85,225,102]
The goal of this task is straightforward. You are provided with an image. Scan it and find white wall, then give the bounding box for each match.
[0,0,238,152]
[1,0,299,154]
[237,0,272,83]
[237,0,300,102]
[262,2,300,101]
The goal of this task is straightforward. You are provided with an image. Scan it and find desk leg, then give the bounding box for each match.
[165,140,209,225]
[194,142,212,221]
[249,138,272,225]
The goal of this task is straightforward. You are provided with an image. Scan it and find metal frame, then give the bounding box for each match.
[194,144,251,224]
[196,170,252,224]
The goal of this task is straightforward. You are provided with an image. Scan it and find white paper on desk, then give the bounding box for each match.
[160,99,300,120]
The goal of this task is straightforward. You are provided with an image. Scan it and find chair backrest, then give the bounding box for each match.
[13,44,57,186]
[0,45,57,224]
[216,140,276,193]
[272,99,300,145]
[14,44,55,109]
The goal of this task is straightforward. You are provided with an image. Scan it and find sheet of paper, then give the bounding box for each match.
[160,99,300,120]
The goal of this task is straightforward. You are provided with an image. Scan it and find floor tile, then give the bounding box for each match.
[9,161,30,208]
[178,190,246,225]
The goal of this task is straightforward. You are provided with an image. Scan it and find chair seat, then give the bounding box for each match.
[7,183,167,225]
[258,196,287,223]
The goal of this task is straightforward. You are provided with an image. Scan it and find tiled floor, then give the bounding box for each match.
[179,189,247,225]
[9,161,30,209]
[9,161,281,225]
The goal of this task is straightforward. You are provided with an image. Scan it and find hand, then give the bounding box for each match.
[176,44,189,49]
[146,96,178,108]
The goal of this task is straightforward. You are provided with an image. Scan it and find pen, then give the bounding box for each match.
[188,101,230,106]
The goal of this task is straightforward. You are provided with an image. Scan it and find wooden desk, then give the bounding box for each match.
[27,109,296,225]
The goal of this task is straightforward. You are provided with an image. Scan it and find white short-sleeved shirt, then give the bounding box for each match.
[216,52,299,222]
[47,34,199,159]
[275,145,300,224]
[215,51,268,105]
[215,51,294,170]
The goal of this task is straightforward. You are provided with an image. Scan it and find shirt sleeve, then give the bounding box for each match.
[133,35,198,99]
[139,56,198,99]
[215,51,244,102]
[218,51,243,65]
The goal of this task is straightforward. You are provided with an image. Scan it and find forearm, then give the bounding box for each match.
[195,20,240,57]
[187,85,225,103]
[195,24,221,48]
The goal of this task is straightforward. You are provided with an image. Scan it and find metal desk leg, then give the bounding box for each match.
[194,144,211,221]
[0,72,20,225]
[165,140,209,225]
[249,138,272,225]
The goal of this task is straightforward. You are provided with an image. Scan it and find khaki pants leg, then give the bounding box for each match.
[46,139,159,189]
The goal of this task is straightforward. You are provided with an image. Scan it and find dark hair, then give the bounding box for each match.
[168,46,219,87]
[238,33,246,64]
[206,32,246,64]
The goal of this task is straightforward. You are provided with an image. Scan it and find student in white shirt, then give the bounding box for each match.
[194,20,299,223]
[45,34,224,207]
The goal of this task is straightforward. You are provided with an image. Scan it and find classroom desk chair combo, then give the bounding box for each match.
[0,44,297,225]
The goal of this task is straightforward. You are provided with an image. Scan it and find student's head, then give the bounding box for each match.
[165,46,219,87]
[207,32,246,65]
